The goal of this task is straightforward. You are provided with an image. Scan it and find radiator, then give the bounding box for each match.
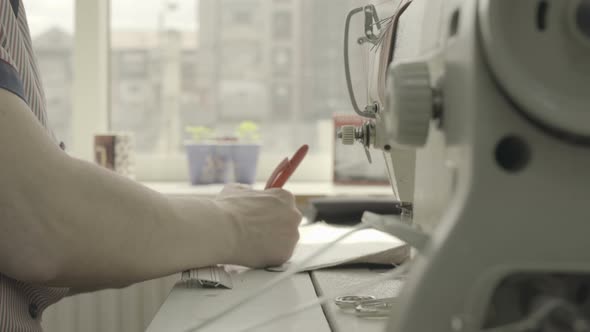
[41,275,179,332]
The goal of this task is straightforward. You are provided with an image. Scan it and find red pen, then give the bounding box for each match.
[265,144,309,189]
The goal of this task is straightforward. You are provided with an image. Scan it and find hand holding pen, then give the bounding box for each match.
[214,145,308,268]
[210,145,307,268]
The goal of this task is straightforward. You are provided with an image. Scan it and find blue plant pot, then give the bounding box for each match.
[185,143,232,185]
[232,144,261,185]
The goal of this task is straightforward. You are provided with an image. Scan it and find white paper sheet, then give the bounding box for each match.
[268,222,409,272]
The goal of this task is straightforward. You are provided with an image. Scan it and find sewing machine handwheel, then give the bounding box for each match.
[385,61,434,148]
[479,0,590,141]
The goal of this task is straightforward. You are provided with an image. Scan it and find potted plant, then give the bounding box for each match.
[184,126,232,185]
[232,121,262,185]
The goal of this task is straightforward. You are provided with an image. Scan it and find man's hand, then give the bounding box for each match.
[215,184,302,268]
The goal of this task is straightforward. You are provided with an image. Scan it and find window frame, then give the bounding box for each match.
[71,0,110,160]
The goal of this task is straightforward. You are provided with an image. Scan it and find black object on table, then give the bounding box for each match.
[305,197,408,225]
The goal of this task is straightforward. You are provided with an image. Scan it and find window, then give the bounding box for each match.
[117,52,149,78]
[111,1,197,154]
[272,47,292,76]
[271,83,292,119]
[106,0,363,181]
[273,11,292,40]
[231,10,253,25]
[27,1,74,147]
[23,0,375,182]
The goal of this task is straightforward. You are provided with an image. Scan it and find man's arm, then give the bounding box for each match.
[0,89,301,289]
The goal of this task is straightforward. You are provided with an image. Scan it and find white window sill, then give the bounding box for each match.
[143,181,394,198]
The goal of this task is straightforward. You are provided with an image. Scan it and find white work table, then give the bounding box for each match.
[145,182,397,331]
[146,268,397,332]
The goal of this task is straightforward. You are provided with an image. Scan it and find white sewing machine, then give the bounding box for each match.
[342,0,590,330]
[147,0,590,331]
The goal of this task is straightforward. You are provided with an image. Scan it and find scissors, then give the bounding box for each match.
[265,144,309,189]
[334,295,398,318]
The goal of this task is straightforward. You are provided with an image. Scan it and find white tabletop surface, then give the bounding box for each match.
[146,269,330,332]
[147,268,401,332]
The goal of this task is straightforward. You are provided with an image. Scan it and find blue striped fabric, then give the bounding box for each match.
[0,58,24,99]
[0,1,69,331]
